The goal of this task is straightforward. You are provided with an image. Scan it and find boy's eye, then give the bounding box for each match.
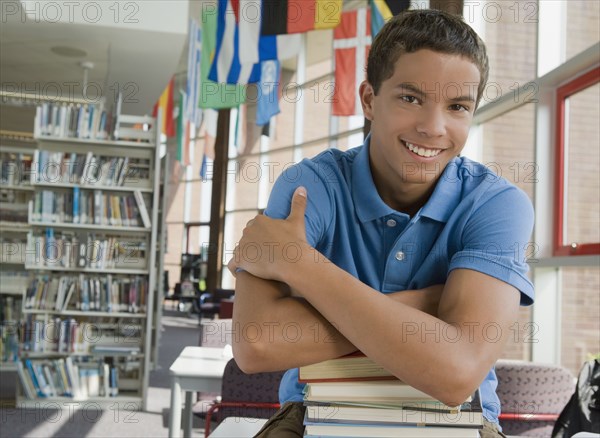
[449,104,469,112]
[400,95,419,104]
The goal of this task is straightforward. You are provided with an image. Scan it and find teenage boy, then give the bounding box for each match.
[228,9,534,438]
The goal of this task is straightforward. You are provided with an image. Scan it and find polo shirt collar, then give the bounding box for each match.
[352,135,397,223]
[419,157,463,223]
[352,135,462,224]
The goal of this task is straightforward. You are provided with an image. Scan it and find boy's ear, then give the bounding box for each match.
[359,81,375,121]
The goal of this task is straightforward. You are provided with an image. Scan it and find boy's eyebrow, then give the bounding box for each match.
[395,82,476,103]
[395,83,427,97]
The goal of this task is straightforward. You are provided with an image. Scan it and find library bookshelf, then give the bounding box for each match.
[11,107,163,410]
[1,140,35,373]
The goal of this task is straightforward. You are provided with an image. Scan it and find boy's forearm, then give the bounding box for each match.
[233,269,443,373]
[388,284,444,316]
[232,271,356,373]
[283,250,519,407]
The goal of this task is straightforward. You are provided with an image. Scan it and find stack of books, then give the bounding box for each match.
[299,352,483,437]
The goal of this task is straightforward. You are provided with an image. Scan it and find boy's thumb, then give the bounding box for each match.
[288,186,307,223]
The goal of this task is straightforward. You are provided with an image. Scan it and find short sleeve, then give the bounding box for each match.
[449,187,535,305]
[264,157,335,248]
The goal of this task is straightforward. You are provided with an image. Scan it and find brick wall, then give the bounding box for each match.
[479,1,537,361]
[561,267,600,375]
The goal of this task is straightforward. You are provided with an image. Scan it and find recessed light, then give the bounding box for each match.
[50,46,87,58]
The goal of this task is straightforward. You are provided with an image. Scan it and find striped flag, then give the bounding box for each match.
[209,0,261,85]
[332,9,371,116]
[370,0,410,36]
[261,0,343,34]
[209,0,301,85]
[199,2,246,109]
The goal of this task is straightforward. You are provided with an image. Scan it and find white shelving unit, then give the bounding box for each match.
[14,110,162,410]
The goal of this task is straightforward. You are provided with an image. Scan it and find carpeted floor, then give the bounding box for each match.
[0,310,209,438]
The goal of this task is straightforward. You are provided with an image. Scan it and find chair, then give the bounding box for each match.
[496,359,576,437]
[197,288,235,320]
[204,358,284,437]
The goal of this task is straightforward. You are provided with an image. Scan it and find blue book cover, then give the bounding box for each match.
[73,186,80,223]
[109,366,119,397]
[24,359,46,397]
[45,228,55,262]
[87,106,94,138]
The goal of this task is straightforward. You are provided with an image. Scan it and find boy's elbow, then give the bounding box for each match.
[433,364,483,407]
[436,387,476,409]
[232,339,269,374]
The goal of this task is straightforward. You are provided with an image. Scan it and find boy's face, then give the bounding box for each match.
[362,49,480,187]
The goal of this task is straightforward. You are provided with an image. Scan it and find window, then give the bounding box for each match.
[560,266,600,375]
[554,67,600,256]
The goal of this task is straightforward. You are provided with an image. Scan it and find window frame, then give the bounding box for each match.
[554,66,600,256]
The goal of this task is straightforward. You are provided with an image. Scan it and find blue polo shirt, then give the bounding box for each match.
[263,136,535,423]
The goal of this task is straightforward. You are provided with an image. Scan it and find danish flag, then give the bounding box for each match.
[332,8,372,116]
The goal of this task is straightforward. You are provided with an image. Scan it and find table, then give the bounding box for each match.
[168,346,232,438]
[208,417,268,437]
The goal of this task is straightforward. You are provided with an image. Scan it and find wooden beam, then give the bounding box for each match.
[206,109,231,292]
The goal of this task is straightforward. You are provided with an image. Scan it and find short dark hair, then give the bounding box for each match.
[367,9,489,108]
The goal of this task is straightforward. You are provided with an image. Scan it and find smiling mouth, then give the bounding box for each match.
[401,140,443,158]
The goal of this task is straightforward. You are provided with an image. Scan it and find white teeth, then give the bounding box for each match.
[404,141,442,158]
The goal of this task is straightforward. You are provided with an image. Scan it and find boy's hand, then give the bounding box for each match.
[227,187,312,282]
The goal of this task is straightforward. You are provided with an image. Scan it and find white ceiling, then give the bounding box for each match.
[0,0,338,133]
[1,0,190,118]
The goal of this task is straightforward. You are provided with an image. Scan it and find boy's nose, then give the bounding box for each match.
[415,108,447,138]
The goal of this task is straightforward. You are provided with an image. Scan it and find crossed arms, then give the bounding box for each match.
[229,188,520,407]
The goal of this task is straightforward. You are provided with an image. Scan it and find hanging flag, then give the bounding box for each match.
[332,9,371,116]
[186,18,203,126]
[209,0,301,85]
[209,0,261,84]
[256,60,281,126]
[153,77,176,136]
[199,2,246,108]
[176,90,191,166]
[261,0,343,35]
[369,0,410,36]
[238,32,301,66]
[200,109,218,180]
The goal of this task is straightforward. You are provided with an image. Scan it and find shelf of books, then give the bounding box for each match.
[1,143,35,372]
[12,104,162,410]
